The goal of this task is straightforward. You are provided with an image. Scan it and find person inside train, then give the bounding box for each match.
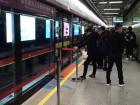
[106,23,125,86]
[74,27,98,80]
[124,26,136,60]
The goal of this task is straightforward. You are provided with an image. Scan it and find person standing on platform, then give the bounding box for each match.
[124,26,136,59]
[97,26,110,71]
[106,23,125,86]
[75,27,98,80]
[96,27,104,69]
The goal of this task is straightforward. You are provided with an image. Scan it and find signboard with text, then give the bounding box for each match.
[113,16,123,23]
[133,17,140,23]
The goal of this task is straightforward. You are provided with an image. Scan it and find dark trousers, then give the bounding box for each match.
[97,50,103,68]
[97,56,103,68]
[106,57,124,84]
[83,55,97,77]
[126,44,133,57]
[103,56,108,70]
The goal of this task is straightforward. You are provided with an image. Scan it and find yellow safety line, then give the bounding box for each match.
[0,62,15,68]
[38,60,85,105]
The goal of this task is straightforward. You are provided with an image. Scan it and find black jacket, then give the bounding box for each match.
[124,31,136,46]
[108,31,124,58]
[78,32,98,56]
[97,30,110,56]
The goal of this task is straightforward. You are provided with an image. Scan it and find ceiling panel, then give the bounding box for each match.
[83,0,137,24]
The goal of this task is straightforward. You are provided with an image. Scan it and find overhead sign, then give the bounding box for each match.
[73,17,80,23]
[133,17,140,23]
[113,16,123,23]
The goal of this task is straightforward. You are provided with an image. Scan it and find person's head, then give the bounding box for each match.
[107,28,110,31]
[100,26,106,31]
[98,26,105,35]
[115,23,123,33]
[110,28,114,32]
[123,28,126,31]
[128,26,132,32]
[85,27,93,36]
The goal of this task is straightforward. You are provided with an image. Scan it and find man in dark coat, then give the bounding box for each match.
[76,28,98,80]
[97,26,110,70]
[124,26,136,59]
[106,23,125,86]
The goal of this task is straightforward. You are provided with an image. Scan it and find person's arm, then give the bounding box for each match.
[120,34,125,54]
[77,36,89,49]
[133,33,136,47]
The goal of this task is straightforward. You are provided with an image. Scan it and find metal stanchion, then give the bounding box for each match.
[56,49,61,105]
[56,59,60,105]
[72,49,81,81]
[62,47,81,81]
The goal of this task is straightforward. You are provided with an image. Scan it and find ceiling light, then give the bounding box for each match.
[104,8,120,11]
[99,2,107,4]
[109,1,123,4]
[104,13,119,14]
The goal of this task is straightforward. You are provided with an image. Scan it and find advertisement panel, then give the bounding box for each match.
[63,22,70,37]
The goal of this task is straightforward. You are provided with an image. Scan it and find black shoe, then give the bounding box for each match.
[88,74,95,78]
[106,83,112,86]
[119,82,125,87]
[106,81,112,86]
[79,76,86,80]
[106,82,112,86]
[119,83,125,87]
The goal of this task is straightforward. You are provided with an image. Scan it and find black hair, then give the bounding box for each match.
[128,26,132,31]
[115,23,122,30]
[85,27,93,33]
[100,26,105,31]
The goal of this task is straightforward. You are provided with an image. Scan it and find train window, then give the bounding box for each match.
[36,18,45,43]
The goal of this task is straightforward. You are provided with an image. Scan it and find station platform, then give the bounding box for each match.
[22,55,140,105]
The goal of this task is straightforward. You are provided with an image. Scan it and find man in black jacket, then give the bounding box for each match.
[76,28,98,80]
[124,26,136,59]
[97,26,110,70]
[106,23,124,86]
